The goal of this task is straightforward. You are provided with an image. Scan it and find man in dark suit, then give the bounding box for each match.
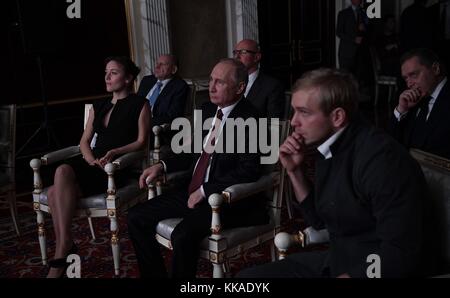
[400,0,432,54]
[336,0,368,74]
[233,39,285,119]
[389,48,450,159]
[127,59,268,278]
[238,68,426,278]
[428,0,450,70]
[137,54,189,127]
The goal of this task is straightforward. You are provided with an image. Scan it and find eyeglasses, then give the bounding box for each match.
[232,49,258,56]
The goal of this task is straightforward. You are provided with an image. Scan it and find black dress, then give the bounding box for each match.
[65,94,147,196]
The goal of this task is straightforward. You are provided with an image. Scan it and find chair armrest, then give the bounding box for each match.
[274,227,329,260]
[153,123,171,134]
[41,146,81,165]
[275,231,304,249]
[222,172,279,204]
[112,150,145,170]
[165,170,191,182]
[303,226,329,246]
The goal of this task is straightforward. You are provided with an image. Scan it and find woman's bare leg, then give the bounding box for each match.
[46,164,79,278]
[47,187,61,245]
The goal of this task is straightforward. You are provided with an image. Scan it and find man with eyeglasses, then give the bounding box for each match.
[233,39,286,119]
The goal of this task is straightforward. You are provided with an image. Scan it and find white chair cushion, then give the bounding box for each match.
[39,180,142,209]
[156,218,275,248]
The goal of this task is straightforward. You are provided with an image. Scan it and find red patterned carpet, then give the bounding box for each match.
[0,201,310,278]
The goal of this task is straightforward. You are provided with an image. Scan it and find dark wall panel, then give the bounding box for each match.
[168,0,228,79]
[6,0,130,105]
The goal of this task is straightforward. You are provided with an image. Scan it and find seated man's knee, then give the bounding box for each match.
[170,225,192,248]
[127,203,158,232]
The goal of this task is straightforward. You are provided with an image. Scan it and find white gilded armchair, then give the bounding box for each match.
[274,148,450,277]
[30,104,147,276]
[150,120,290,277]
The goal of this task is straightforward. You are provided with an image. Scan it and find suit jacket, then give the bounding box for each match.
[299,116,426,277]
[164,98,268,225]
[337,7,360,60]
[400,3,433,52]
[246,72,285,119]
[165,98,261,196]
[137,75,189,127]
[389,80,450,159]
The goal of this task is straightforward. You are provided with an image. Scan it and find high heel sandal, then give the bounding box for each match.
[47,243,78,278]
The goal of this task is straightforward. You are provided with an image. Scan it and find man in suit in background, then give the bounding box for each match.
[336,0,368,74]
[127,59,268,278]
[400,0,432,54]
[137,54,189,127]
[429,0,450,70]
[233,39,285,119]
[389,48,450,159]
[237,68,426,278]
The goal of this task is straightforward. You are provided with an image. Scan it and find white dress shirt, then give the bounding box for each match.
[146,77,172,111]
[244,69,259,98]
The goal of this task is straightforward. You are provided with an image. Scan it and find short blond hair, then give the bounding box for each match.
[292,68,359,119]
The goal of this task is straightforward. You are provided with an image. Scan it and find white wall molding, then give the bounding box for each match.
[125,0,171,82]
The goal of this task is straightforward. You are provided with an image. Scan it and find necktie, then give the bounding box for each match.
[412,96,432,148]
[416,96,432,123]
[148,81,163,107]
[188,109,223,194]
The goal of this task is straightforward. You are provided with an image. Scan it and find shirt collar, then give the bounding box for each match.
[317,126,348,160]
[157,77,172,89]
[248,69,259,82]
[430,77,447,103]
[245,69,260,97]
[218,98,241,121]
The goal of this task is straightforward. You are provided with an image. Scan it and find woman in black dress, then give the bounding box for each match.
[46,56,150,278]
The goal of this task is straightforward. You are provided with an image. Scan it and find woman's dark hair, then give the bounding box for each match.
[104,56,140,81]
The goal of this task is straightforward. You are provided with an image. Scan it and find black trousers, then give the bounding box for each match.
[127,188,269,278]
[127,190,213,278]
[236,250,331,278]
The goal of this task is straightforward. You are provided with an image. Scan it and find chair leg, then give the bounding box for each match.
[36,210,47,265]
[212,262,224,278]
[7,189,20,236]
[109,216,120,276]
[270,242,277,262]
[223,260,233,278]
[87,217,96,240]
